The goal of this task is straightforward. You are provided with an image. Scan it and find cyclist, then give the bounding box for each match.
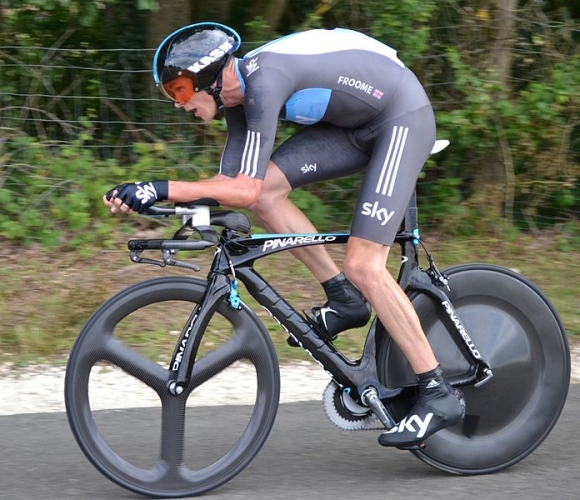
[103,23,465,447]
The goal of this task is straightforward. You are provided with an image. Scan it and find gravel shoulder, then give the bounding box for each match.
[1,342,578,416]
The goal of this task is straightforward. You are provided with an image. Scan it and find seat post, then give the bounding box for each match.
[402,189,419,233]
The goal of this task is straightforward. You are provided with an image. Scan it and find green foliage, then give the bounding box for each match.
[0,124,212,247]
[2,1,157,30]
[368,0,437,63]
[508,57,580,224]
[422,10,580,233]
[288,188,333,231]
[1,0,580,363]
[1,0,580,248]
[555,221,580,252]
[0,131,116,247]
[417,176,464,228]
[244,16,279,45]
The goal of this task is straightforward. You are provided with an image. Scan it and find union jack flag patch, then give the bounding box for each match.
[373,88,384,100]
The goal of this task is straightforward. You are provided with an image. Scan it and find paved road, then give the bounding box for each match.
[1,387,579,500]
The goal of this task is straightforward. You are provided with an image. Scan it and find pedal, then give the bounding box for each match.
[396,441,426,451]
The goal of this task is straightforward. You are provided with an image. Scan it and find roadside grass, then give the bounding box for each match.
[1,229,578,369]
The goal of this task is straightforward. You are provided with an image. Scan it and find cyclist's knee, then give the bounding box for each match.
[343,241,391,293]
[343,260,371,293]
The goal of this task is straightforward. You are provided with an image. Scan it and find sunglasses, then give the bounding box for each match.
[158,75,197,104]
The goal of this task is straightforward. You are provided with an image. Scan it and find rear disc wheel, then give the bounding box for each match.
[379,264,570,474]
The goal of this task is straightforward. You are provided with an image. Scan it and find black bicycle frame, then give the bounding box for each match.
[129,194,492,409]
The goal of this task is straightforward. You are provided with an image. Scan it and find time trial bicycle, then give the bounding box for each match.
[65,163,570,499]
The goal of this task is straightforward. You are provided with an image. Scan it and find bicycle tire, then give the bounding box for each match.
[378,264,570,474]
[65,276,280,498]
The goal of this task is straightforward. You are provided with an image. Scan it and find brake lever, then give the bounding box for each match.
[130,249,202,272]
[130,250,166,268]
[161,250,201,271]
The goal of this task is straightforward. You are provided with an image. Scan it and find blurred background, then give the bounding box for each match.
[1,0,579,362]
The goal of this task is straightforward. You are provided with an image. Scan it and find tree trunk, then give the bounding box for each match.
[254,0,290,30]
[471,0,518,228]
[192,0,234,25]
[146,0,193,49]
[491,0,517,92]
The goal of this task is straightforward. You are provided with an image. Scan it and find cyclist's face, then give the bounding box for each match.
[177,90,217,121]
[164,76,218,121]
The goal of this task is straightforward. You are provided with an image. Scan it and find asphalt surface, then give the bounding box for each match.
[1,386,579,500]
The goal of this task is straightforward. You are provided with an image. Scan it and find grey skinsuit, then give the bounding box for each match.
[219,28,436,245]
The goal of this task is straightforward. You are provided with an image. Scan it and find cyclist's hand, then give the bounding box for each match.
[104,181,168,213]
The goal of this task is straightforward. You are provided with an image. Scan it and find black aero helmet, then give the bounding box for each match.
[153,22,241,101]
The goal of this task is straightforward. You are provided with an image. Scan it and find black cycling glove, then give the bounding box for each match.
[106,181,169,212]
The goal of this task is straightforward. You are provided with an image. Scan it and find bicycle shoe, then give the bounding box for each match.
[378,366,466,448]
[287,272,371,347]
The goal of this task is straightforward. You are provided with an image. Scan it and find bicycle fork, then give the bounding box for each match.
[167,273,230,396]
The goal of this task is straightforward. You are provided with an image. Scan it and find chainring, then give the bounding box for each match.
[322,380,382,431]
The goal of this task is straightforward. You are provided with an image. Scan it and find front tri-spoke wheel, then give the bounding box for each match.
[379,264,570,474]
[65,277,280,498]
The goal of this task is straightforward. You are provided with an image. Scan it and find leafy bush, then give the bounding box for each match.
[0,124,214,247]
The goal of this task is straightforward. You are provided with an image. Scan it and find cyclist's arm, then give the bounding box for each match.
[167,174,262,208]
[219,105,248,178]
[102,174,262,213]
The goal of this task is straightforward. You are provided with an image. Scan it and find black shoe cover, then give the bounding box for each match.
[288,273,371,347]
[378,383,466,448]
[310,273,371,337]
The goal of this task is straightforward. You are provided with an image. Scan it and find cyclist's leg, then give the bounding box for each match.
[252,162,340,283]
[346,238,438,372]
[252,123,372,336]
[343,104,465,446]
